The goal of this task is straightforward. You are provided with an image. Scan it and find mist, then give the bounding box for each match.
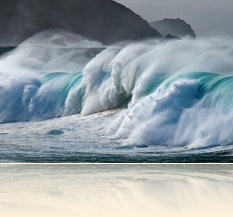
[116,0,233,36]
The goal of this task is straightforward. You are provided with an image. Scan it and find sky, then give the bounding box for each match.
[115,0,233,36]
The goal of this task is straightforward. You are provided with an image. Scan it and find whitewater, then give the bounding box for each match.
[0,31,233,162]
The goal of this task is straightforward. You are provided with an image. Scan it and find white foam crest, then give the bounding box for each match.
[108,79,198,144]
[93,36,233,148]
[174,100,233,148]
[80,36,233,118]
[0,30,103,122]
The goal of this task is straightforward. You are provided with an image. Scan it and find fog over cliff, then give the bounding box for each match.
[150,18,196,38]
[116,0,233,36]
[0,0,162,45]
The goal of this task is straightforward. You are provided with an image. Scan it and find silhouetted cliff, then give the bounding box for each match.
[0,0,162,45]
[150,18,196,38]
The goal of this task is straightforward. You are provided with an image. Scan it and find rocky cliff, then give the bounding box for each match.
[0,0,162,45]
[150,18,196,38]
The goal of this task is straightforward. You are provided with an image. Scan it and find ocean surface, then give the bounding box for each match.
[1,31,233,162]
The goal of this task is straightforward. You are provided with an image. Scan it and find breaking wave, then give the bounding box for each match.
[1,31,233,149]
